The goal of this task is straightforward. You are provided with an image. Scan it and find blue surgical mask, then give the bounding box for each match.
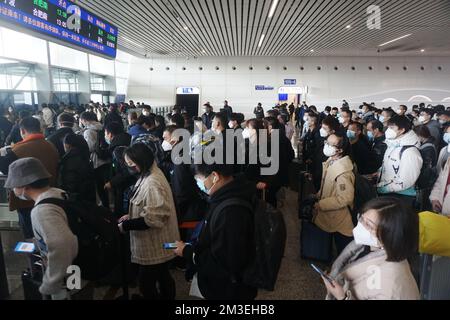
[196,178,208,194]
[367,131,374,141]
[444,133,450,145]
[378,116,385,123]
[347,130,357,140]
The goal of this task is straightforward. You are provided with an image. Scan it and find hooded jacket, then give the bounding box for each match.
[183,175,257,300]
[377,130,423,196]
[314,156,355,237]
[327,241,419,300]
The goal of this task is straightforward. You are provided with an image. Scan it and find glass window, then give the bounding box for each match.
[0,62,37,91]
[0,27,48,64]
[52,68,79,92]
[90,74,106,91]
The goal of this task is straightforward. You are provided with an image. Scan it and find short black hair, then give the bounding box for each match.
[329,131,352,159]
[325,106,332,112]
[368,120,384,132]
[349,121,363,133]
[322,115,341,133]
[331,107,339,112]
[341,109,352,118]
[382,108,395,118]
[27,178,50,189]
[164,125,178,135]
[80,111,98,122]
[387,115,413,133]
[420,108,434,117]
[64,133,90,159]
[57,113,75,128]
[124,143,155,175]
[414,125,433,140]
[193,162,235,178]
[399,105,408,111]
[361,197,419,262]
[168,113,184,129]
[213,112,228,129]
[105,122,124,136]
[19,117,41,134]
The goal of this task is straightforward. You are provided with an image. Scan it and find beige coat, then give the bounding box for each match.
[314,156,355,237]
[327,242,420,300]
[129,163,180,265]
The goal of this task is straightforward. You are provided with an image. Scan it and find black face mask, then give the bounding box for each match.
[127,165,139,176]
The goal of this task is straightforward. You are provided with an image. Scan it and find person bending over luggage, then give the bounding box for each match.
[313,131,355,256]
[5,158,78,300]
[174,163,258,300]
[322,197,420,300]
[118,143,180,300]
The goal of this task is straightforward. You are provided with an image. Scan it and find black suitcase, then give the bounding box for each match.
[300,220,332,264]
[21,270,42,300]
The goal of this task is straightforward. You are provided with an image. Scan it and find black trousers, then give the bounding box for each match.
[138,262,176,300]
[94,164,110,208]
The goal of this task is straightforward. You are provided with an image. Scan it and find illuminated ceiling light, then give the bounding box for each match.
[346,25,351,29]
[420,49,425,53]
[268,0,279,18]
[310,49,315,53]
[183,26,189,30]
[121,36,146,49]
[258,34,266,47]
[379,34,412,47]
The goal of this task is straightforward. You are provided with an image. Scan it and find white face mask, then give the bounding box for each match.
[242,128,251,140]
[353,222,380,247]
[385,128,398,140]
[320,128,329,138]
[228,121,235,129]
[14,188,29,201]
[303,115,309,122]
[338,117,345,124]
[323,144,337,158]
[162,140,172,152]
[418,116,427,124]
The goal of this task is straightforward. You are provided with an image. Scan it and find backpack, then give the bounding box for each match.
[36,197,121,281]
[132,134,165,166]
[209,197,287,291]
[400,145,438,190]
[95,129,111,161]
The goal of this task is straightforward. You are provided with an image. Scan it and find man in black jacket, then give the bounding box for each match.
[104,104,124,131]
[348,121,378,175]
[175,164,257,300]
[367,120,387,174]
[104,121,132,216]
[201,103,215,130]
[47,113,76,158]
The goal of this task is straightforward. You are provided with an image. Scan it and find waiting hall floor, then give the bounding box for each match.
[3,189,327,300]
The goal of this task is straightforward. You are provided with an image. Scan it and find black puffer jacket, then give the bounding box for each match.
[183,175,258,300]
[47,127,74,158]
[59,147,96,203]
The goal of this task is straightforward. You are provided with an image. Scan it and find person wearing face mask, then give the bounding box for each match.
[174,162,258,300]
[347,122,377,175]
[295,102,309,130]
[142,105,152,117]
[118,143,180,300]
[379,108,395,130]
[366,120,387,174]
[418,109,442,148]
[322,197,420,300]
[228,113,241,131]
[311,131,355,259]
[338,110,352,131]
[377,116,423,207]
[201,103,215,130]
[104,104,125,132]
[5,157,78,300]
[253,103,265,120]
[320,106,332,124]
[396,105,408,117]
[0,117,59,242]
[46,113,76,158]
[58,134,96,203]
[436,125,450,174]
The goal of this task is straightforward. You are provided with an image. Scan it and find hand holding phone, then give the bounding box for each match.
[311,264,334,286]
[163,242,191,250]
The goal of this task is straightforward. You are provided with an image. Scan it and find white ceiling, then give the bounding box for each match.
[77,0,450,57]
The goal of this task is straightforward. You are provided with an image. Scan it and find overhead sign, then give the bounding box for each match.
[0,0,118,59]
[278,86,306,94]
[177,87,200,95]
[284,79,297,85]
[255,85,274,91]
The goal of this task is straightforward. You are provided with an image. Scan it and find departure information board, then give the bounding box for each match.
[0,0,118,58]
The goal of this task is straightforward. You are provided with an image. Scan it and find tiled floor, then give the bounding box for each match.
[1,188,327,301]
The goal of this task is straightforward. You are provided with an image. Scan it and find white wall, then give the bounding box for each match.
[127,56,450,119]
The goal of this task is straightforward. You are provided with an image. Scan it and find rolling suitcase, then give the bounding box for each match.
[420,254,450,300]
[300,220,332,264]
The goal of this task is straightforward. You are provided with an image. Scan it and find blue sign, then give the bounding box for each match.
[255,85,274,91]
[182,88,193,94]
[0,0,118,58]
[284,79,297,85]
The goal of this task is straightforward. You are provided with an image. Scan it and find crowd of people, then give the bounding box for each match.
[1,98,449,301]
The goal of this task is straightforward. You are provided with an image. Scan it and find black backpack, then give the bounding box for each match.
[95,129,111,161]
[36,197,121,281]
[400,145,438,190]
[209,197,287,291]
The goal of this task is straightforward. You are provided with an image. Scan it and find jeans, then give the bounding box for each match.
[138,262,176,300]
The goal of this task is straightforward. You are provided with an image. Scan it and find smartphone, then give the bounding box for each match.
[163,243,178,250]
[311,264,334,285]
[14,242,36,254]
[163,242,191,250]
